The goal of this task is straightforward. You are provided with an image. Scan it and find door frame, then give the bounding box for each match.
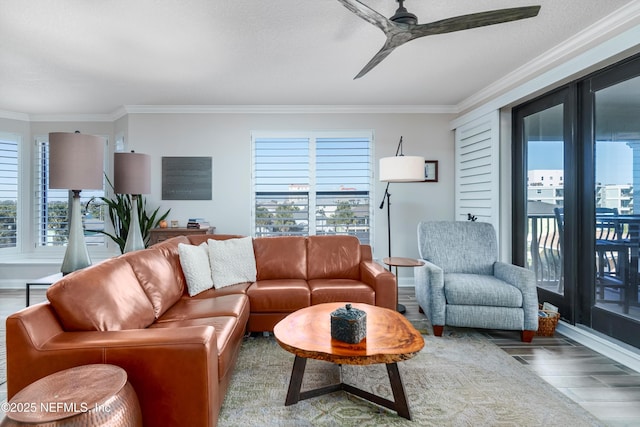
[512,85,579,323]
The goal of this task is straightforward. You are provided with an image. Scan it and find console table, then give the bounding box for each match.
[149,227,215,245]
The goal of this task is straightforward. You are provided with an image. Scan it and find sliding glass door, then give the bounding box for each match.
[513,87,576,319]
[514,53,640,348]
[585,56,640,344]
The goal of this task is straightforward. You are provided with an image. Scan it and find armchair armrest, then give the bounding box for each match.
[494,261,539,331]
[360,260,397,310]
[414,260,446,325]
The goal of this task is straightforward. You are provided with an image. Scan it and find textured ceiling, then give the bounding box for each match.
[0,0,637,115]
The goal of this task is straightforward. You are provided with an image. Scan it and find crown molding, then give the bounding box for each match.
[27,113,116,122]
[121,104,459,115]
[0,110,30,121]
[1,104,459,122]
[456,1,640,116]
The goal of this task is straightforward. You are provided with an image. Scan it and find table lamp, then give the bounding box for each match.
[114,151,151,253]
[48,132,104,275]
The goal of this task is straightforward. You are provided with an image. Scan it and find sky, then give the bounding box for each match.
[528,140,633,185]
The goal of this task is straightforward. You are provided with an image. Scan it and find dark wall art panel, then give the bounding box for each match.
[162,156,212,200]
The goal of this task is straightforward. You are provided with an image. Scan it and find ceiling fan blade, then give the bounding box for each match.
[353,40,398,79]
[411,6,541,38]
[336,0,393,33]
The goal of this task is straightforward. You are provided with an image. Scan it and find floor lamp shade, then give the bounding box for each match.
[114,151,151,253]
[114,152,151,195]
[379,156,425,182]
[48,132,104,275]
[49,132,104,190]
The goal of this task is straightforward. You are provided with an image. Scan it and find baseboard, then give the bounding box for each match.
[556,321,640,373]
[0,279,27,289]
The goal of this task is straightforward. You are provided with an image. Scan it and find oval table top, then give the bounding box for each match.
[274,302,424,365]
[382,257,425,268]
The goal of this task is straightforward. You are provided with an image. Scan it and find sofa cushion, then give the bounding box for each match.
[122,248,183,318]
[247,280,310,312]
[307,235,361,280]
[185,282,251,300]
[444,273,523,308]
[151,235,189,295]
[149,315,246,383]
[308,279,375,306]
[47,258,155,331]
[208,237,257,288]
[253,236,307,280]
[157,294,249,323]
[178,242,213,296]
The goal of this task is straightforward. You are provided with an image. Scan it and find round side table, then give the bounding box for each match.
[1,364,142,427]
[383,256,425,314]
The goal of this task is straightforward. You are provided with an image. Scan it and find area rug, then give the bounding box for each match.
[218,332,602,426]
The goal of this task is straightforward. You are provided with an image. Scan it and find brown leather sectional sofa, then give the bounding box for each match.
[6,234,395,426]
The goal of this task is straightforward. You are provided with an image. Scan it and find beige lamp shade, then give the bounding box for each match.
[49,132,104,190]
[114,151,151,194]
[379,155,425,182]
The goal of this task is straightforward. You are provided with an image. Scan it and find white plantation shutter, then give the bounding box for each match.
[253,137,311,236]
[455,111,500,235]
[252,131,372,243]
[0,133,19,249]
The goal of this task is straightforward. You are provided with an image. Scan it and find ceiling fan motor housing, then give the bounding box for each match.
[390,0,417,25]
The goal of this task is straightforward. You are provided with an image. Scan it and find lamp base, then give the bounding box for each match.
[123,195,145,253]
[61,190,91,275]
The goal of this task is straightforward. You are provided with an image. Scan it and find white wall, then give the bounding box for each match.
[128,112,456,280]
[1,111,455,285]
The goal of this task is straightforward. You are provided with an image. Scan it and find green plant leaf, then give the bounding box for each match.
[88,174,171,253]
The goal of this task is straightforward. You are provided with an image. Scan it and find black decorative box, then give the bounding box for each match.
[330,304,367,344]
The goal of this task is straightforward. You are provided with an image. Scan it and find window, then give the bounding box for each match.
[0,133,19,249]
[34,135,108,248]
[252,131,372,243]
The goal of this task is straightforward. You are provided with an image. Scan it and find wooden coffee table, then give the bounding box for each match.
[273,302,424,420]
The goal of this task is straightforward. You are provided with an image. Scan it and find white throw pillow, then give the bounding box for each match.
[208,237,257,288]
[178,242,213,296]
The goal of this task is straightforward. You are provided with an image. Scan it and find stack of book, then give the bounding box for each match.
[187,218,210,229]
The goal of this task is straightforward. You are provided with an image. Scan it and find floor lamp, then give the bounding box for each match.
[48,132,104,275]
[379,137,425,310]
[114,151,151,253]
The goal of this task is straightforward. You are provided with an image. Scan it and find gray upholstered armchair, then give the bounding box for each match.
[414,221,539,342]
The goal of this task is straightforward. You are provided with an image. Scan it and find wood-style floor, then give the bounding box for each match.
[2,287,640,425]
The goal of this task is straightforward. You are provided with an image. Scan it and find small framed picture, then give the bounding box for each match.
[424,160,438,182]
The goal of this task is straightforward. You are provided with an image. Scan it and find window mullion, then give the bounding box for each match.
[309,136,317,236]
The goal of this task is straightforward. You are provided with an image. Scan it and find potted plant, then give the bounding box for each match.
[88,176,170,253]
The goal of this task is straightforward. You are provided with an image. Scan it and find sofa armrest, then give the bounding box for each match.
[359,260,397,310]
[414,260,446,325]
[494,261,539,331]
[7,305,219,427]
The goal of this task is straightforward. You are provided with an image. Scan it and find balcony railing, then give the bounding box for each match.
[527,213,562,291]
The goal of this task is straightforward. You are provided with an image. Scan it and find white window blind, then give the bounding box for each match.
[252,132,372,243]
[455,111,500,235]
[0,133,19,249]
[34,136,108,248]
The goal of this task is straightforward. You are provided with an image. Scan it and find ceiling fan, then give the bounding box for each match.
[337,0,541,79]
